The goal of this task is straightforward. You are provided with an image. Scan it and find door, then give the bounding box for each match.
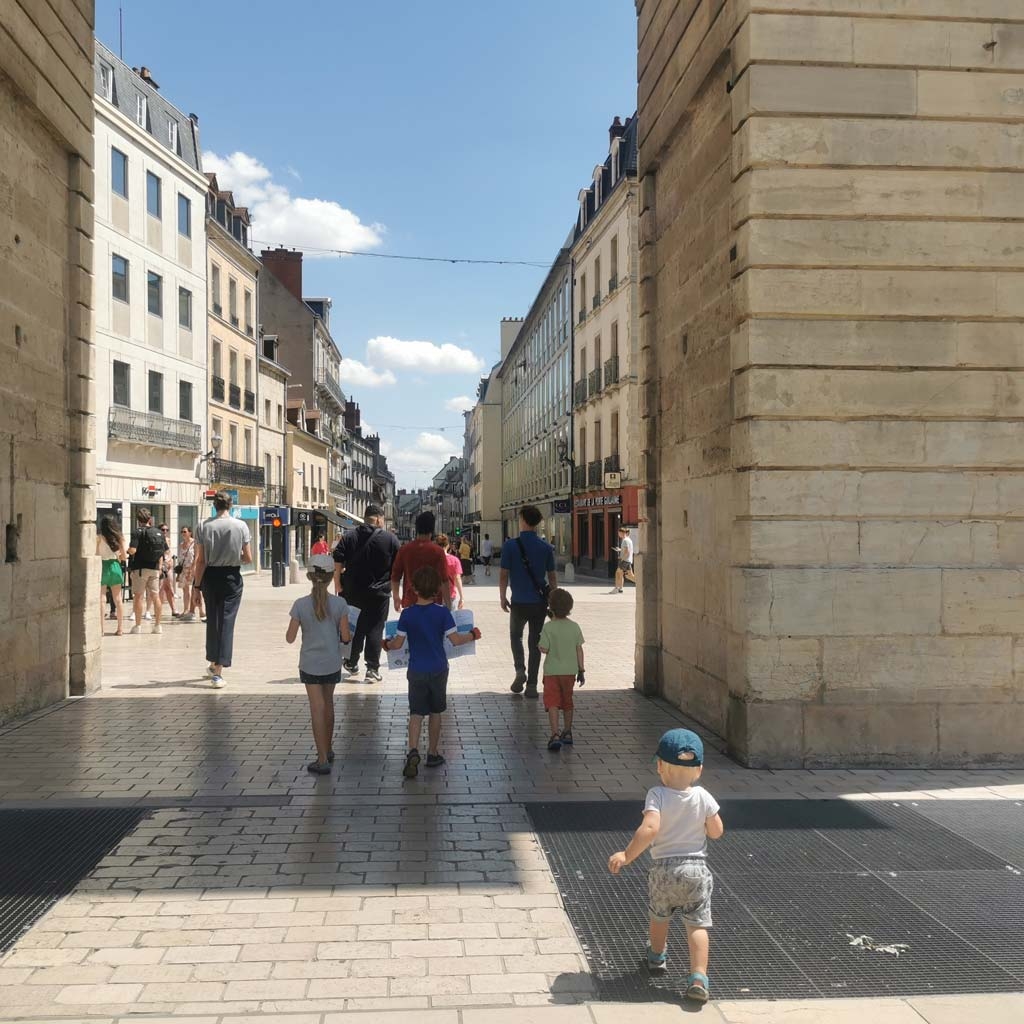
[608,510,621,577]
[591,513,605,573]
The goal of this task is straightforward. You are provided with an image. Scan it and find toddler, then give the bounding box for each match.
[285,554,352,775]
[609,728,724,1003]
[538,588,585,750]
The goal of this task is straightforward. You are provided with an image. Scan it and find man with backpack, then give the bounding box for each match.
[334,503,400,683]
[128,506,168,635]
[499,505,557,699]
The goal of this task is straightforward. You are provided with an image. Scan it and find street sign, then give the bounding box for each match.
[604,472,622,489]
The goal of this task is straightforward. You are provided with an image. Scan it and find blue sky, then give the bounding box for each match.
[96,0,637,487]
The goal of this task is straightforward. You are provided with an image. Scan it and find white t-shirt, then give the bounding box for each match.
[290,593,349,675]
[644,785,720,860]
[619,536,634,562]
[482,539,494,558]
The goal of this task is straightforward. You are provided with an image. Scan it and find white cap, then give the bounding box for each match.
[309,553,335,573]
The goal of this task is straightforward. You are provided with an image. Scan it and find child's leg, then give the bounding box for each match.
[427,713,442,756]
[323,683,336,751]
[649,917,670,956]
[408,714,423,752]
[305,684,331,763]
[547,706,561,736]
[685,924,709,976]
[563,706,574,732]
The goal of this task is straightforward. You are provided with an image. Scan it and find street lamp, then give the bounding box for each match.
[196,432,222,481]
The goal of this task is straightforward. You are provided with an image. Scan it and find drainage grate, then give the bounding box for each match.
[0,807,148,954]
[527,799,1024,1002]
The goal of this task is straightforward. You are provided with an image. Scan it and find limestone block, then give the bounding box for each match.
[918,71,1024,120]
[1014,638,1024,699]
[736,367,1024,419]
[735,567,942,636]
[733,420,925,470]
[996,523,1024,566]
[955,323,1024,367]
[739,219,1024,271]
[734,520,861,566]
[726,698,805,769]
[859,521,999,567]
[734,117,1024,176]
[745,13,854,66]
[733,66,916,130]
[728,635,822,701]
[734,168,1024,224]
[853,18,996,69]
[804,704,938,768]
[16,438,68,484]
[941,569,1024,634]
[822,636,1013,703]
[995,24,1024,69]
[698,616,729,682]
[996,273,1024,316]
[745,1,1024,16]
[937,704,1024,765]
[924,421,1024,468]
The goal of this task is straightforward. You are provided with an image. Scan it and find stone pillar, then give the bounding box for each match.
[637,0,1024,766]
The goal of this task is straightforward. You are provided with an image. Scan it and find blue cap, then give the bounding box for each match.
[656,728,704,767]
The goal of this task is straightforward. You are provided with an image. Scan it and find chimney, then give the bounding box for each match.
[344,400,361,434]
[138,66,160,90]
[609,115,626,144]
[261,248,303,302]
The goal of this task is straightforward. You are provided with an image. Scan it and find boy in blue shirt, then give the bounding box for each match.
[383,565,481,779]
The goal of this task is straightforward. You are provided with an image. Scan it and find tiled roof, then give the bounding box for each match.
[573,113,638,243]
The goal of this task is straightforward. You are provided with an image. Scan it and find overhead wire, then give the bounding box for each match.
[251,240,554,268]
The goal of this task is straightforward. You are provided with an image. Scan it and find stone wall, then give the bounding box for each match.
[0,2,98,723]
[636,0,1024,766]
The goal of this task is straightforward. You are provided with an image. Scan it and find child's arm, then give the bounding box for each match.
[449,627,482,648]
[706,813,725,840]
[285,618,300,644]
[383,633,406,652]
[608,810,660,874]
[576,644,585,685]
[339,615,352,645]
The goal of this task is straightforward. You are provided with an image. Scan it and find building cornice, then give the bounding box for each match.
[207,216,262,275]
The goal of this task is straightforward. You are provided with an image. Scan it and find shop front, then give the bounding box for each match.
[573,486,640,578]
[204,489,261,573]
[260,505,291,572]
[501,499,572,570]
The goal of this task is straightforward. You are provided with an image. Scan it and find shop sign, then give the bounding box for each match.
[260,506,291,526]
[574,494,622,509]
[293,508,313,525]
[552,499,572,514]
[207,503,259,521]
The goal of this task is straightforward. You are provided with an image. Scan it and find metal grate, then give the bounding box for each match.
[0,808,148,955]
[527,799,1024,1002]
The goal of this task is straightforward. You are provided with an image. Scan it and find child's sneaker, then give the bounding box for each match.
[403,749,421,779]
[646,947,668,973]
[560,730,574,746]
[547,734,562,751]
[425,753,445,768]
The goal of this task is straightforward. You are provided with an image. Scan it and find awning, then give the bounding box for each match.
[317,506,363,528]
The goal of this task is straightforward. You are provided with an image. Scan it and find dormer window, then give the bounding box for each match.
[168,120,179,152]
[99,61,113,101]
[136,94,147,129]
[611,139,621,182]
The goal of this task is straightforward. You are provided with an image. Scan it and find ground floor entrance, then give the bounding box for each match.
[572,485,639,578]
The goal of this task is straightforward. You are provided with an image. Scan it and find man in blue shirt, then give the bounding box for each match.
[500,505,557,699]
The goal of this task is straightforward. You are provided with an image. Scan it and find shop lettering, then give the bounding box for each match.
[574,495,622,509]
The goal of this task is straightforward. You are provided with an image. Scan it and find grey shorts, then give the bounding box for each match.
[649,858,713,927]
[408,669,448,716]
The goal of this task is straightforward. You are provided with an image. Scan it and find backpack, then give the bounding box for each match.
[135,525,165,566]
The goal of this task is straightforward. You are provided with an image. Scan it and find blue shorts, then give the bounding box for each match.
[408,669,448,716]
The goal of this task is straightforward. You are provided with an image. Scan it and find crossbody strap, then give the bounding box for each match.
[515,537,549,603]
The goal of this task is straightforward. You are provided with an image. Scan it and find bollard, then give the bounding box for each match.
[272,561,285,587]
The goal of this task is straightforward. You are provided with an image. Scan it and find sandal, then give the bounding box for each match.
[327,749,335,763]
[307,761,331,775]
[685,971,709,1003]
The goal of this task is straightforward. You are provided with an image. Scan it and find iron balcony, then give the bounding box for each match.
[573,464,587,490]
[587,460,603,487]
[229,383,241,409]
[588,367,603,398]
[604,453,621,474]
[264,484,286,505]
[211,376,225,402]
[604,355,620,387]
[212,458,265,488]
[244,390,256,415]
[329,476,346,497]
[108,406,202,453]
[574,379,589,407]
[316,368,345,410]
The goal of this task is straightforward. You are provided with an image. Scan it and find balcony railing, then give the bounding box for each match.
[264,484,286,505]
[473,471,481,484]
[212,302,222,316]
[245,324,254,337]
[604,354,620,387]
[329,476,346,497]
[587,459,603,487]
[345,476,354,488]
[604,453,621,474]
[588,367,603,397]
[573,379,589,407]
[229,383,241,409]
[573,465,587,490]
[318,488,326,505]
[212,458,265,489]
[108,406,202,453]
[230,314,239,328]
[316,368,345,410]
[303,486,310,503]
[243,389,255,414]
[211,376,225,402]
[608,274,618,293]
[577,309,586,325]
[592,293,601,310]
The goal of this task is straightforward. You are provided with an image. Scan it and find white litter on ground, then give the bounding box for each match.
[846,933,910,957]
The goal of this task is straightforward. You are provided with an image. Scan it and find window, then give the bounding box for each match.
[147,271,162,316]
[212,417,222,448]
[177,194,191,237]
[277,404,283,429]
[610,235,619,282]
[179,380,193,422]
[594,257,602,301]
[277,455,283,485]
[146,171,161,218]
[136,94,147,128]
[99,62,113,101]
[579,273,587,316]
[112,255,129,303]
[111,148,128,197]
[148,370,163,414]
[579,427,586,464]
[229,424,238,461]
[611,320,619,359]
[244,289,253,335]
[264,399,271,424]
[244,429,253,464]
[229,278,238,325]
[112,360,130,407]
[212,340,222,379]
[244,358,253,392]
[611,411,620,455]
[265,453,272,485]
[594,421,602,462]
[229,349,238,386]
[210,263,221,312]
[594,335,601,368]
[168,120,179,152]
[178,287,192,329]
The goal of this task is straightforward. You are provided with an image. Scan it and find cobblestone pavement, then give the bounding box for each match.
[1,572,1022,1021]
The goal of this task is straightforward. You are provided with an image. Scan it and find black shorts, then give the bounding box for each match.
[481,555,492,566]
[408,669,449,716]
[619,560,633,572]
[300,669,342,685]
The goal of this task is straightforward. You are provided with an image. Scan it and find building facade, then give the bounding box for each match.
[571,116,641,578]
[429,457,467,540]
[1,3,99,721]
[496,250,573,562]
[343,401,374,517]
[285,404,331,566]
[93,44,209,547]
[464,348,507,549]
[635,0,1024,767]
[257,332,289,568]
[395,489,428,540]
[205,175,263,566]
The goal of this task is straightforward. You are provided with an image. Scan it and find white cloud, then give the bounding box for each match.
[385,432,460,477]
[445,395,476,413]
[366,336,485,375]
[203,151,383,257]
[339,359,396,389]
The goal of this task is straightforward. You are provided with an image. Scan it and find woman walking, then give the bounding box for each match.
[96,516,127,636]
[178,526,204,622]
[285,554,352,774]
[157,524,178,618]
[194,491,252,689]
[436,534,464,611]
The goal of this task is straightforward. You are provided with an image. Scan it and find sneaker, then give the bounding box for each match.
[560,730,574,746]
[647,948,668,973]
[365,668,382,683]
[525,686,539,700]
[180,612,195,622]
[152,624,162,635]
[211,675,226,689]
[425,753,445,768]
[143,612,152,621]
[343,659,359,675]
[510,672,527,694]
[129,625,142,635]
[403,749,421,779]
[547,735,562,752]
[307,760,331,775]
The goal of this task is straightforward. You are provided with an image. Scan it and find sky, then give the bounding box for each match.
[96,0,638,488]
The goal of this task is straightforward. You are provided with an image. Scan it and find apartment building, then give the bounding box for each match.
[286,402,332,565]
[257,332,289,567]
[570,115,640,578]
[343,401,374,517]
[93,44,208,541]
